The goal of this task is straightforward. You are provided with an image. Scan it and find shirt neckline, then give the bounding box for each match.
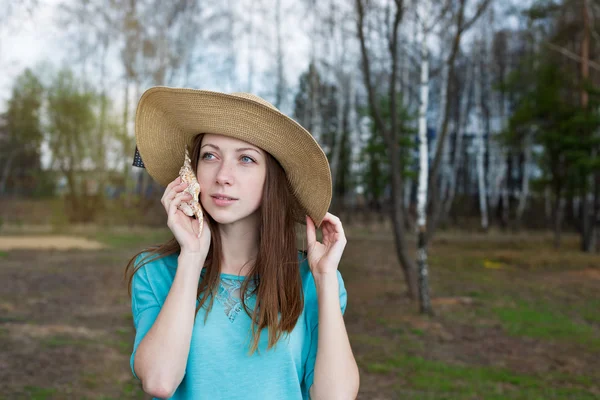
[200,268,254,281]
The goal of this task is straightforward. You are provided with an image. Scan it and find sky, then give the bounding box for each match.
[0,0,526,173]
[0,0,64,106]
[0,0,320,170]
[0,0,314,112]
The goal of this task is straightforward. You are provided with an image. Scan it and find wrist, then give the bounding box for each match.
[178,250,207,266]
[312,271,338,288]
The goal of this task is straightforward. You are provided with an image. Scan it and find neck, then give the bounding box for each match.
[217,214,260,276]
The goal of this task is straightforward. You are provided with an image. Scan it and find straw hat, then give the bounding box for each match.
[133,86,332,227]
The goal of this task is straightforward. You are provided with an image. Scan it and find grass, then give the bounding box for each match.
[582,300,600,324]
[1,226,599,399]
[366,354,598,400]
[91,229,172,250]
[340,229,600,399]
[23,386,57,400]
[493,301,600,348]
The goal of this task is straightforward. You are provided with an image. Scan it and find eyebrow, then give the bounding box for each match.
[200,144,261,155]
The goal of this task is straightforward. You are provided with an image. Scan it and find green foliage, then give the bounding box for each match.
[357,95,416,203]
[5,68,44,144]
[503,55,600,197]
[1,68,45,195]
[46,68,99,176]
[524,0,562,21]
[46,68,103,222]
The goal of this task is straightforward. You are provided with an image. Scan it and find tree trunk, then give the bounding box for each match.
[501,152,510,228]
[443,62,473,222]
[391,142,418,299]
[416,7,433,314]
[594,169,600,252]
[553,187,564,249]
[330,8,347,198]
[515,135,531,225]
[0,152,16,196]
[274,0,285,109]
[581,188,593,251]
[474,57,488,230]
[356,0,417,298]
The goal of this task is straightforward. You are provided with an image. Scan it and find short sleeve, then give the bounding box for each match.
[129,254,162,381]
[302,269,347,395]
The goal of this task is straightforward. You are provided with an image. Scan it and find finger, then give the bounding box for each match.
[169,192,192,217]
[306,215,317,248]
[323,213,343,231]
[162,177,184,201]
[163,177,182,199]
[321,214,345,242]
[164,182,188,209]
[169,176,182,189]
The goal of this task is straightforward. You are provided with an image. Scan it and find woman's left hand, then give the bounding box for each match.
[306,213,347,278]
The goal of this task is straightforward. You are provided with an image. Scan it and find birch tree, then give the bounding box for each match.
[415,0,434,314]
[473,44,489,230]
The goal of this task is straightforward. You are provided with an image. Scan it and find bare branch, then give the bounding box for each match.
[460,0,492,34]
[545,41,600,71]
[356,0,388,141]
[389,0,404,140]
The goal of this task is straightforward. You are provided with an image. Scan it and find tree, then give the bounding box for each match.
[46,68,101,222]
[505,58,600,248]
[0,69,44,196]
[427,0,492,240]
[356,0,418,298]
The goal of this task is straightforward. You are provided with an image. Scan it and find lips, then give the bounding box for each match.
[211,194,238,200]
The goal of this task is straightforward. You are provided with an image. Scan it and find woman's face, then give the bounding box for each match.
[196,133,267,226]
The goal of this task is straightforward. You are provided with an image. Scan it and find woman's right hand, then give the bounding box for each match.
[162,176,211,258]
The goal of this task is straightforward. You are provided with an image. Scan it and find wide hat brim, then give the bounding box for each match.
[134,86,332,227]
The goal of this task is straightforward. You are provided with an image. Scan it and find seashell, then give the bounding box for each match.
[178,147,204,237]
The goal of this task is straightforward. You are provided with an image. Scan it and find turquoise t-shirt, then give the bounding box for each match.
[129,250,347,400]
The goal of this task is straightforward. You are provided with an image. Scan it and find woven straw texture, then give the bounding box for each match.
[134,87,332,227]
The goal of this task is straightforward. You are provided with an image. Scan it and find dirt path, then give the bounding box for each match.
[0,236,105,250]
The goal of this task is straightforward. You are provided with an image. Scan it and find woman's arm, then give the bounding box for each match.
[310,272,359,400]
[134,252,204,398]
[305,213,360,399]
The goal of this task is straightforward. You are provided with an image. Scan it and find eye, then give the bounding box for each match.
[241,155,256,163]
[201,152,215,160]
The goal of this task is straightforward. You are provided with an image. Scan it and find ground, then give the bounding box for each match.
[0,226,598,399]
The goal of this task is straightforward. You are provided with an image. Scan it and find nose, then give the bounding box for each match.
[215,159,234,186]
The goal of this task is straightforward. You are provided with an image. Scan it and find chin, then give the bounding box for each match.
[205,208,260,226]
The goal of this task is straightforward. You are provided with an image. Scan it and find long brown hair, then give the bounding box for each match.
[124,133,304,355]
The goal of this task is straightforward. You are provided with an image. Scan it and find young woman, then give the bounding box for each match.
[125,88,359,400]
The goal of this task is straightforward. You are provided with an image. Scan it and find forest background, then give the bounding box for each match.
[0,0,599,399]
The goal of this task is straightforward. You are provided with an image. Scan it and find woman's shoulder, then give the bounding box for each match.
[131,251,179,297]
[133,251,179,272]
